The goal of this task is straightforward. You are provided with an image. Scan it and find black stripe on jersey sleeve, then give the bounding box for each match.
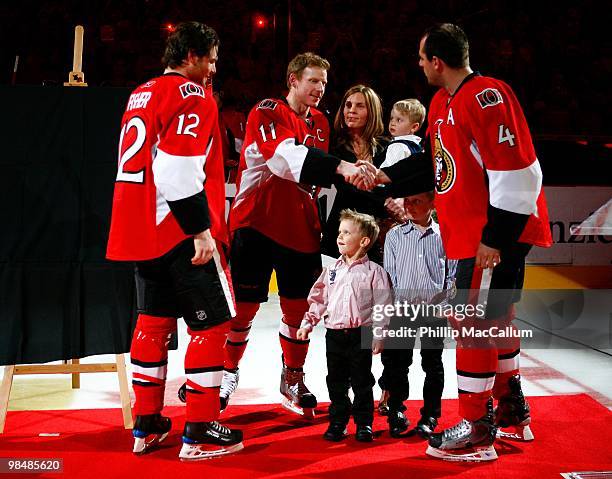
[481,205,530,250]
[167,189,211,235]
[299,147,342,187]
[381,155,435,197]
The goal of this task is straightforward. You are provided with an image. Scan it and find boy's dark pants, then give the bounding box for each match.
[379,315,445,418]
[326,327,375,426]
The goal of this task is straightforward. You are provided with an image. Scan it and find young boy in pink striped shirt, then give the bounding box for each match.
[297,209,392,442]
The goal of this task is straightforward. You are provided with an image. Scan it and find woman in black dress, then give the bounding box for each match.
[321,85,403,264]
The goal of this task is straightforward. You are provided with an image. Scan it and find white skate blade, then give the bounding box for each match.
[497,424,534,441]
[280,396,315,419]
[426,444,498,462]
[133,431,169,455]
[179,442,244,461]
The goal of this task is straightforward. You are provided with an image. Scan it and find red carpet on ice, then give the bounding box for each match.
[1,394,611,478]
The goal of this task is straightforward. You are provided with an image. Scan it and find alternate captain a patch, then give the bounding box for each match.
[476,88,503,109]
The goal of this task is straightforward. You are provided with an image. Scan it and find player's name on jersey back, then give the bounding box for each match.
[127,92,153,111]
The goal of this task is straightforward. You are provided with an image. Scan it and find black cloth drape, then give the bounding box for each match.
[0,85,137,365]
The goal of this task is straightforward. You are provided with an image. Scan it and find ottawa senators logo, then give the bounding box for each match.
[476,88,503,109]
[433,132,456,194]
[179,82,205,99]
[257,99,278,110]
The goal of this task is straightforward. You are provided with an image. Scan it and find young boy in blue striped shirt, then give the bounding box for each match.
[381,191,457,438]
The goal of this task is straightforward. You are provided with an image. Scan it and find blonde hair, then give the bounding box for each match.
[334,85,384,152]
[339,209,379,250]
[286,52,330,88]
[393,98,426,126]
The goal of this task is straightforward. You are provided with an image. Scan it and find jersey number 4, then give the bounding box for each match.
[498,124,516,147]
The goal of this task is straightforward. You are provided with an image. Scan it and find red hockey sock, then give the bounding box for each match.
[456,347,497,421]
[279,297,309,369]
[458,391,494,422]
[224,302,259,370]
[130,314,176,416]
[185,322,230,422]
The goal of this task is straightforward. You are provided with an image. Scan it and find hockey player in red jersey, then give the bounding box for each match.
[221,53,375,417]
[107,22,243,460]
[417,24,552,461]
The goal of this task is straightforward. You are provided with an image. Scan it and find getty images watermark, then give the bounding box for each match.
[372,301,533,342]
[372,301,533,341]
[359,289,612,350]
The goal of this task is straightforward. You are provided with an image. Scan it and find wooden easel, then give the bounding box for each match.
[64,25,87,87]
[0,355,133,433]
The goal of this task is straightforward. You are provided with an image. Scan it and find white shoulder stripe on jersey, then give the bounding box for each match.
[232,141,272,208]
[152,141,211,201]
[267,137,309,183]
[486,160,542,215]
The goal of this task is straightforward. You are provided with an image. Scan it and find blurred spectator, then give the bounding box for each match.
[214,89,245,183]
[0,0,606,137]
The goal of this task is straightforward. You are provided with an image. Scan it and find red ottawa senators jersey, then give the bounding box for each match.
[107,73,228,261]
[428,74,552,259]
[229,98,330,253]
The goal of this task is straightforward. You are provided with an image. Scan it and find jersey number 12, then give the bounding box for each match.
[117,117,146,183]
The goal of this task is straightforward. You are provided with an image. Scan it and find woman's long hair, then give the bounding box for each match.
[333,84,384,152]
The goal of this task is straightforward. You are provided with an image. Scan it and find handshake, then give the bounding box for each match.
[336,160,390,191]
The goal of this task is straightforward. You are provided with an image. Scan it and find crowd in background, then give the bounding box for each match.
[0,0,608,137]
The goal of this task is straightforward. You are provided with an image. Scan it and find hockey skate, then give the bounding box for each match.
[132,413,172,455]
[179,421,243,461]
[220,369,240,412]
[426,400,498,462]
[495,375,534,441]
[280,365,317,419]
